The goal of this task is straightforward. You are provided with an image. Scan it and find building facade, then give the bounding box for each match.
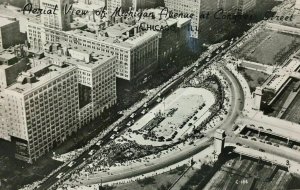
[0,43,117,163]
[27,17,160,81]
[237,0,256,14]
[0,46,28,90]
[164,0,202,39]
[0,16,21,50]
[2,64,79,163]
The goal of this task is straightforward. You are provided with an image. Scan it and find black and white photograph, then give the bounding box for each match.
[1,0,300,189]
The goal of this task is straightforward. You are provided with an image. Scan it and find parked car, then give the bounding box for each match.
[56,173,64,179]
[67,161,75,167]
[88,150,96,156]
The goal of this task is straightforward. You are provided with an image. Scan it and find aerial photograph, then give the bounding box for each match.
[0,0,300,189]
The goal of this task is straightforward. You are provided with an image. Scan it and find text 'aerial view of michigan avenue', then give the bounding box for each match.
[2,0,300,189]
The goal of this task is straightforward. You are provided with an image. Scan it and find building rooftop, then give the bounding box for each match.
[68,27,159,49]
[0,15,17,27]
[72,1,105,11]
[28,12,160,49]
[45,43,115,69]
[0,50,18,69]
[0,52,16,63]
[140,8,191,27]
[6,64,77,95]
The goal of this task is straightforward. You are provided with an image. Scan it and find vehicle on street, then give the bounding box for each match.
[56,173,64,179]
[88,150,96,156]
[141,109,147,115]
[67,161,75,167]
[241,135,248,139]
[96,140,102,146]
[110,134,116,140]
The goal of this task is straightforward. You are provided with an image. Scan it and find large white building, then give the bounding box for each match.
[27,0,160,81]
[0,43,117,163]
[2,63,79,163]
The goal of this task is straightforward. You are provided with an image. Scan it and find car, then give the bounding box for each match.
[126,121,132,126]
[266,141,272,145]
[241,135,248,139]
[110,134,116,140]
[88,150,96,156]
[130,113,136,118]
[141,109,147,115]
[113,127,119,132]
[266,129,272,132]
[251,137,257,141]
[157,98,162,102]
[274,144,279,147]
[243,145,249,148]
[96,140,102,146]
[232,125,239,131]
[236,143,242,146]
[259,149,265,152]
[56,173,63,179]
[67,161,75,167]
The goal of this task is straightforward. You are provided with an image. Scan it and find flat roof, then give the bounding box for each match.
[0,16,16,27]
[6,64,77,94]
[68,26,159,49]
[28,15,159,49]
[46,45,115,69]
[72,2,105,11]
[0,52,16,60]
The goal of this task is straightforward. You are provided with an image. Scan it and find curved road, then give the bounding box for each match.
[74,139,212,185]
[66,63,246,186]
